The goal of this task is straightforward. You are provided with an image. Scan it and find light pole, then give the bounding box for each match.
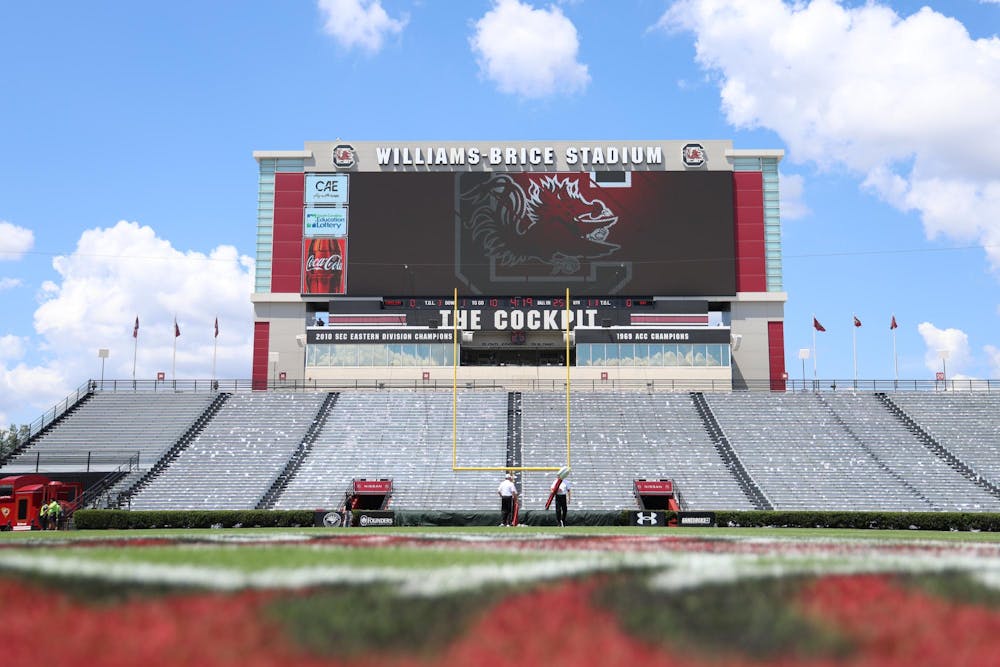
[98,349,109,389]
[798,348,810,392]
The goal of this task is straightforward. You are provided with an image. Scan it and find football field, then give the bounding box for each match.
[3,526,1000,665]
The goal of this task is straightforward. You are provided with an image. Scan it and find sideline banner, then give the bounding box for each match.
[678,511,716,527]
[630,510,667,527]
[313,510,344,527]
[355,510,395,527]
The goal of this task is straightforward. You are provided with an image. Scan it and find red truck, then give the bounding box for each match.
[0,475,83,531]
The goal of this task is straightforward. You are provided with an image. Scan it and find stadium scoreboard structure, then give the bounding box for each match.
[251,140,787,390]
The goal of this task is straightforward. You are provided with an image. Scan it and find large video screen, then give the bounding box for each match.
[336,171,736,297]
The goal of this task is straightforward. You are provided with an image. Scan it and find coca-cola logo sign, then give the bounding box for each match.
[306,253,343,272]
[302,238,347,295]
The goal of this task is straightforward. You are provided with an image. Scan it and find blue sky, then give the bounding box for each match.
[1,0,998,427]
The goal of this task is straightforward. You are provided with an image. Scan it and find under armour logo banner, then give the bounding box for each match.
[631,511,666,527]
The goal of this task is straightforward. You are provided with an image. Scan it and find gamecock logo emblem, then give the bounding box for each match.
[458,174,620,276]
[333,144,357,169]
[682,143,706,167]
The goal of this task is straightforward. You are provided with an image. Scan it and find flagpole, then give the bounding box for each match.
[852,314,858,387]
[892,315,898,387]
[172,315,178,380]
[212,316,218,382]
[132,320,138,388]
[812,313,817,385]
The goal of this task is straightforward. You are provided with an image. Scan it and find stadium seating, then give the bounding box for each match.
[13,387,1000,513]
[890,393,1000,492]
[822,393,1000,511]
[519,392,753,511]
[704,392,1000,511]
[272,391,509,511]
[0,392,217,473]
[128,393,329,510]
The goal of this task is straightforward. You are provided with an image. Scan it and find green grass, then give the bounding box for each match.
[4,525,1000,543]
[18,543,546,570]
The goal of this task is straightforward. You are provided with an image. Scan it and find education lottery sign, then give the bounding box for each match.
[304,208,348,237]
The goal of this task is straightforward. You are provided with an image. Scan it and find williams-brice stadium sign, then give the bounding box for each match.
[373,144,665,168]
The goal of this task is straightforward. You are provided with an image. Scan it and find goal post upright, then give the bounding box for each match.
[565,287,571,468]
[452,286,458,470]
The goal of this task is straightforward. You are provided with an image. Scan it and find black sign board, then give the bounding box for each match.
[677,511,717,527]
[629,510,667,527]
[354,510,396,527]
[313,510,344,527]
[575,328,731,344]
[308,329,454,345]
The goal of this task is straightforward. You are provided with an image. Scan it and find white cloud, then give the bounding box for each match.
[0,335,25,362]
[916,321,971,376]
[317,0,407,54]
[0,220,254,429]
[986,345,1000,377]
[0,277,22,291]
[471,0,590,98]
[0,221,34,260]
[779,173,810,220]
[658,0,1000,268]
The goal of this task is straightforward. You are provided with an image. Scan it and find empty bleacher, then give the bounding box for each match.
[705,392,953,511]
[11,386,1000,514]
[128,393,328,510]
[519,392,752,511]
[822,393,1000,511]
[890,393,1000,491]
[272,391,509,511]
[1,392,217,474]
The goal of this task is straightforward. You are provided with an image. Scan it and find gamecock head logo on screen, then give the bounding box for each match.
[458,174,620,276]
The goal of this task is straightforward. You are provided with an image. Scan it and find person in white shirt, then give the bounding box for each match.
[497,474,518,526]
[552,478,572,527]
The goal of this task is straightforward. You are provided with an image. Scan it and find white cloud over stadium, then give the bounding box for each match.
[0,221,34,261]
[470,0,590,98]
[658,0,1000,269]
[0,221,254,428]
[317,0,408,54]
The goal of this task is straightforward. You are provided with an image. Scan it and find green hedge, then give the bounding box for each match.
[73,509,314,530]
[71,509,1000,531]
[709,510,1000,532]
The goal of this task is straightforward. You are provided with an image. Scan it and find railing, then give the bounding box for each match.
[1,449,141,473]
[83,377,1000,394]
[9,376,997,448]
[784,379,999,393]
[9,380,94,452]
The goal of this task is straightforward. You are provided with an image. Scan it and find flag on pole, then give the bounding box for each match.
[813,317,826,332]
[174,319,181,338]
[133,316,139,338]
[854,316,862,328]
[214,317,219,338]
[890,315,898,330]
